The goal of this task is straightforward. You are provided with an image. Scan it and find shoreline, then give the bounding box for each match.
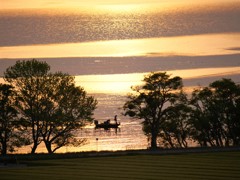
[1,146,240,163]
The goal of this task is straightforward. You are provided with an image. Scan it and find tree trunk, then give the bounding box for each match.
[31,142,38,154]
[1,140,7,155]
[45,141,53,154]
[31,120,39,154]
[150,130,158,150]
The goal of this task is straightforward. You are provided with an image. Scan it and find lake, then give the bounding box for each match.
[0,1,240,153]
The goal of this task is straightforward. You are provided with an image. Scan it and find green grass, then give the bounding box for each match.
[1,152,240,180]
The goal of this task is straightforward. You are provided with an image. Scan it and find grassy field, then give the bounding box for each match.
[1,151,240,180]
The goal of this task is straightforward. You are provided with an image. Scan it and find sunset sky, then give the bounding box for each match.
[1,0,238,9]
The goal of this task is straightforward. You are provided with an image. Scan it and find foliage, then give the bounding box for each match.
[4,59,97,154]
[0,83,26,155]
[39,73,97,153]
[159,93,191,148]
[189,78,240,147]
[124,72,184,149]
[4,59,51,154]
[125,72,240,149]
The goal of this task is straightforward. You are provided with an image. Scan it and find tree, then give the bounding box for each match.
[189,79,240,147]
[209,78,240,146]
[4,59,97,153]
[4,59,50,154]
[39,73,97,153]
[188,87,215,147]
[124,72,184,149]
[0,84,23,155]
[159,94,191,148]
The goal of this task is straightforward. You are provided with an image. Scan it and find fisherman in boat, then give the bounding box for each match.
[94,115,120,129]
[104,119,110,125]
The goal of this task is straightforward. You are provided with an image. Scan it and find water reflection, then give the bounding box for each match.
[1,2,239,47]
[1,33,240,59]
[75,67,240,94]
[75,73,142,94]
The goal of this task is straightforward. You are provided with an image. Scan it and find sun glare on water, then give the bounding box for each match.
[75,73,143,94]
[74,67,240,94]
[97,4,144,13]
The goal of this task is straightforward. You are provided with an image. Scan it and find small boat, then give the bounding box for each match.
[94,120,120,129]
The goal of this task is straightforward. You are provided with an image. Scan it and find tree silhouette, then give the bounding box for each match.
[0,84,24,155]
[160,94,191,148]
[4,59,50,153]
[4,59,97,153]
[189,79,240,146]
[124,72,183,149]
[39,73,97,153]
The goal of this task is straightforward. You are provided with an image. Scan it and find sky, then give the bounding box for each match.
[1,0,238,9]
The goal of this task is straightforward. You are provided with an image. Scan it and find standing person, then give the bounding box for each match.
[114,115,118,124]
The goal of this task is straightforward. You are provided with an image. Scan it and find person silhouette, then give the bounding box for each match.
[114,115,117,124]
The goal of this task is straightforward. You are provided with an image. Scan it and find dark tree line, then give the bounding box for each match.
[1,64,239,154]
[0,59,97,155]
[124,72,240,149]
[189,78,240,147]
